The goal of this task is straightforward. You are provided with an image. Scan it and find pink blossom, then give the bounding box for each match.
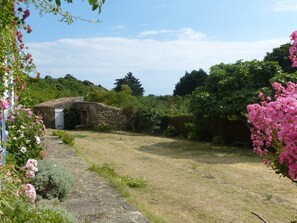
[16,30,23,43]
[25,170,36,179]
[22,9,30,20]
[22,159,38,173]
[22,184,36,203]
[247,82,297,180]
[0,99,8,110]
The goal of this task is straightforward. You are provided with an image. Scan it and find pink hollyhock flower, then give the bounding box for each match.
[22,9,30,20]
[26,24,32,33]
[0,99,8,110]
[16,30,23,43]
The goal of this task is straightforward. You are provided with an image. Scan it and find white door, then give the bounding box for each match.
[55,108,64,129]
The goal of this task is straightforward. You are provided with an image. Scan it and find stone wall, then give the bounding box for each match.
[33,97,84,129]
[73,102,128,130]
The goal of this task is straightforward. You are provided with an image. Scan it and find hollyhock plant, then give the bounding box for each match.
[247,81,297,181]
[6,105,46,168]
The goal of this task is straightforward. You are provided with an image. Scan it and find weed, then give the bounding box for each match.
[89,163,147,189]
[52,130,75,146]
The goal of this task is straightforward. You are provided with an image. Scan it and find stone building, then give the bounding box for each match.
[33,97,127,130]
[73,102,127,130]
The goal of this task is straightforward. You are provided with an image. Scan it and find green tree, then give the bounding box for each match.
[173,69,208,96]
[264,43,297,74]
[114,72,144,96]
[190,60,282,120]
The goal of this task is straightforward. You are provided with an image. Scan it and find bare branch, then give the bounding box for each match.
[251,212,269,223]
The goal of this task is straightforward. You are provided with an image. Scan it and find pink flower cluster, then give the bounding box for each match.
[289,30,297,67]
[21,183,36,203]
[247,82,297,180]
[22,159,38,179]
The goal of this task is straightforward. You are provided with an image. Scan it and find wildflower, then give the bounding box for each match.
[22,159,38,172]
[20,147,26,153]
[22,184,36,203]
[25,170,35,178]
[35,136,41,144]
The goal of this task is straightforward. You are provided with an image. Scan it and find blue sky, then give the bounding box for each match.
[25,0,297,95]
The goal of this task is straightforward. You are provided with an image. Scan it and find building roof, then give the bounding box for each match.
[34,97,84,108]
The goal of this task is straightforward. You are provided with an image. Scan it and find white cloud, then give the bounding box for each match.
[28,29,286,95]
[138,29,174,37]
[138,28,207,41]
[273,0,297,11]
[109,25,127,30]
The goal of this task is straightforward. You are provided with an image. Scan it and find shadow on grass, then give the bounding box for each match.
[136,139,261,164]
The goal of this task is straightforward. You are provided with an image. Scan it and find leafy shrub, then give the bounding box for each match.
[34,160,74,200]
[96,122,111,132]
[52,130,75,146]
[136,110,161,133]
[34,205,78,223]
[0,170,76,223]
[162,115,193,137]
[6,105,46,168]
[212,135,226,146]
[164,125,178,137]
[185,123,200,140]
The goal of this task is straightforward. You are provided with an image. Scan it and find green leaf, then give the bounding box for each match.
[55,0,61,6]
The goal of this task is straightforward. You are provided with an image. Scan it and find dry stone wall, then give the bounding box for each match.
[73,102,128,130]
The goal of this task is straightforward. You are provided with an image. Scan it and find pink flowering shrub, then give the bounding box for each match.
[289,30,297,67]
[247,81,297,181]
[6,105,46,168]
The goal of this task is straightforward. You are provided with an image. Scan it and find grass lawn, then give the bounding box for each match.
[66,130,297,223]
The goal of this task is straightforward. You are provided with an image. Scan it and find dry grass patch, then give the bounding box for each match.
[67,130,297,223]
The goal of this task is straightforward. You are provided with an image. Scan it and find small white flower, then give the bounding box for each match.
[35,136,41,145]
[13,137,17,140]
[20,126,25,129]
[20,147,26,153]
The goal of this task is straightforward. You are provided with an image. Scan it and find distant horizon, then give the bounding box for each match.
[25,0,297,95]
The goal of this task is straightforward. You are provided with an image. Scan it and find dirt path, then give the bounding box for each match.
[43,134,150,223]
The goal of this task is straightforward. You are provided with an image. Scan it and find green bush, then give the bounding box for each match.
[212,135,226,146]
[0,171,77,223]
[33,205,78,223]
[185,123,200,140]
[164,125,178,137]
[96,122,111,132]
[34,160,74,200]
[6,105,46,168]
[52,130,75,146]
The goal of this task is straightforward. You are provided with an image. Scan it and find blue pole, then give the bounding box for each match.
[1,110,6,165]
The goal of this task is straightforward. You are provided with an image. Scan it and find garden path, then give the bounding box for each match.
[43,134,150,223]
